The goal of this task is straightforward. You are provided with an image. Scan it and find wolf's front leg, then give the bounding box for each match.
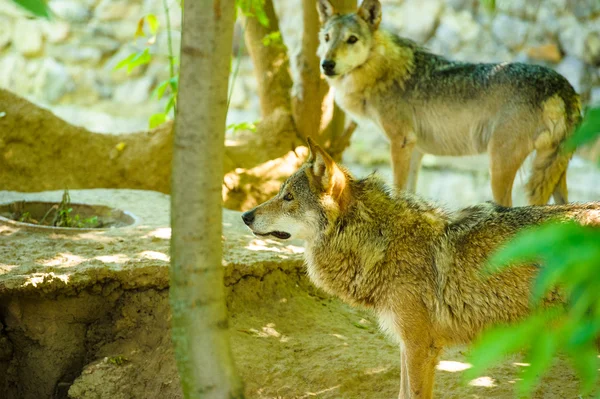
[389,134,417,189]
[398,337,440,399]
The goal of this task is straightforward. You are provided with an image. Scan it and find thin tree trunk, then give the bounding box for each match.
[292,0,329,140]
[170,0,244,398]
[244,0,293,116]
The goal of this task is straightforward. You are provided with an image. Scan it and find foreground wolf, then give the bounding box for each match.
[242,139,600,399]
[317,0,581,207]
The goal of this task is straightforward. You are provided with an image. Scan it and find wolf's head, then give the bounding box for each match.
[242,138,350,242]
[316,0,381,77]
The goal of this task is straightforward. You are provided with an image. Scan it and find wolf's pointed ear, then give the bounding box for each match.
[306,138,348,202]
[317,0,336,25]
[357,0,381,30]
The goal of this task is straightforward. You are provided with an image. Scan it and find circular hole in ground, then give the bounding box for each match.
[0,201,137,231]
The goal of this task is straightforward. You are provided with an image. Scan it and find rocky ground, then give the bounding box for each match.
[0,189,598,399]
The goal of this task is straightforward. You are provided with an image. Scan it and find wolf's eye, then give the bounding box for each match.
[324,33,330,42]
[347,35,358,44]
[283,193,294,201]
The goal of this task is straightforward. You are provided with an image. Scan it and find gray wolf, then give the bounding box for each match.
[241,138,600,398]
[316,0,581,206]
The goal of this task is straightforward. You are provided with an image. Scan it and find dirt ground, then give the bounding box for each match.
[1,190,596,398]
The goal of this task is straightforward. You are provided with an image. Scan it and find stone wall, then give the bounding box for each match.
[1,0,599,134]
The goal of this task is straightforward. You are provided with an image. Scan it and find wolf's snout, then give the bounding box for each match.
[321,59,336,75]
[241,210,255,226]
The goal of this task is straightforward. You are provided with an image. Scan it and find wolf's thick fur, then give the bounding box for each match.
[242,139,600,399]
[317,0,581,206]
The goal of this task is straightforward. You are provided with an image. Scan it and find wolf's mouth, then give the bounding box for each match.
[254,231,291,240]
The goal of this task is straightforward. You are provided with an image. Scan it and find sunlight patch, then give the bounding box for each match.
[364,366,388,375]
[24,272,70,287]
[138,250,169,262]
[245,239,304,254]
[145,227,171,240]
[95,254,130,264]
[469,376,496,387]
[300,385,340,398]
[38,252,85,267]
[436,360,472,373]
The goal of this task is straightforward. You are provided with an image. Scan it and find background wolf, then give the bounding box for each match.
[242,139,600,399]
[317,0,581,207]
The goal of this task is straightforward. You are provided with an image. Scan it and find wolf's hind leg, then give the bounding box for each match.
[488,135,531,207]
[552,171,568,204]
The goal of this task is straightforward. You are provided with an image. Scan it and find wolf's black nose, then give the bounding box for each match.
[241,211,255,226]
[322,60,336,73]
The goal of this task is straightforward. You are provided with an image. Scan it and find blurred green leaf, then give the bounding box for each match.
[566,106,600,152]
[480,0,496,12]
[12,0,50,18]
[465,314,545,381]
[164,95,176,114]
[236,0,269,27]
[147,14,159,34]
[517,332,556,397]
[227,121,258,133]
[149,113,167,128]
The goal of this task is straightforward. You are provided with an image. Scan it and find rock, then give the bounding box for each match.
[95,0,141,21]
[0,53,26,89]
[555,55,586,94]
[49,44,103,65]
[12,19,43,56]
[383,0,444,43]
[432,9,481,52]
[527,43,563,63]
[491,14,529,50]
[0,16,12,50]
[571,0,600,20]
[33,58,74,103]
[558,20,587,60]
[590,87,600,106]
[48,0,91,23]
[113,76,154,104]
[42,20,70,43]
[496,0,540,19]
[80,35,121,55]
[444,0,476,11]
[0,1,28,18]
[584,31,600,66]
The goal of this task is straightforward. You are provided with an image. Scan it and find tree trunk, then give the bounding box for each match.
[170,0,244,398]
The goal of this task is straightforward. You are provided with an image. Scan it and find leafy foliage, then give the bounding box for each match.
[466,107,600,397]
[11,0,50,18]
[115,0,273,129]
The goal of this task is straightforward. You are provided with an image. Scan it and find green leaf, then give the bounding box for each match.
[566,106,600,152]
[147,14,159,34]
[12,0,50,18]
[126,48,152,73]
[465,319,538,381]
[517,332,556,397]
[164,95,176,114]
[149,112,167,129]
[567,345,599,394]
[114,53,137,71]
[153,79,170,100]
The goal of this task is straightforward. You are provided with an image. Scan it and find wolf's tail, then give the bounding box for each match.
[526,95,581,205]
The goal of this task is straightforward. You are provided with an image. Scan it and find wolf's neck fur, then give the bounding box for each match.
[304,175,448,309]
[329,30,418,98]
